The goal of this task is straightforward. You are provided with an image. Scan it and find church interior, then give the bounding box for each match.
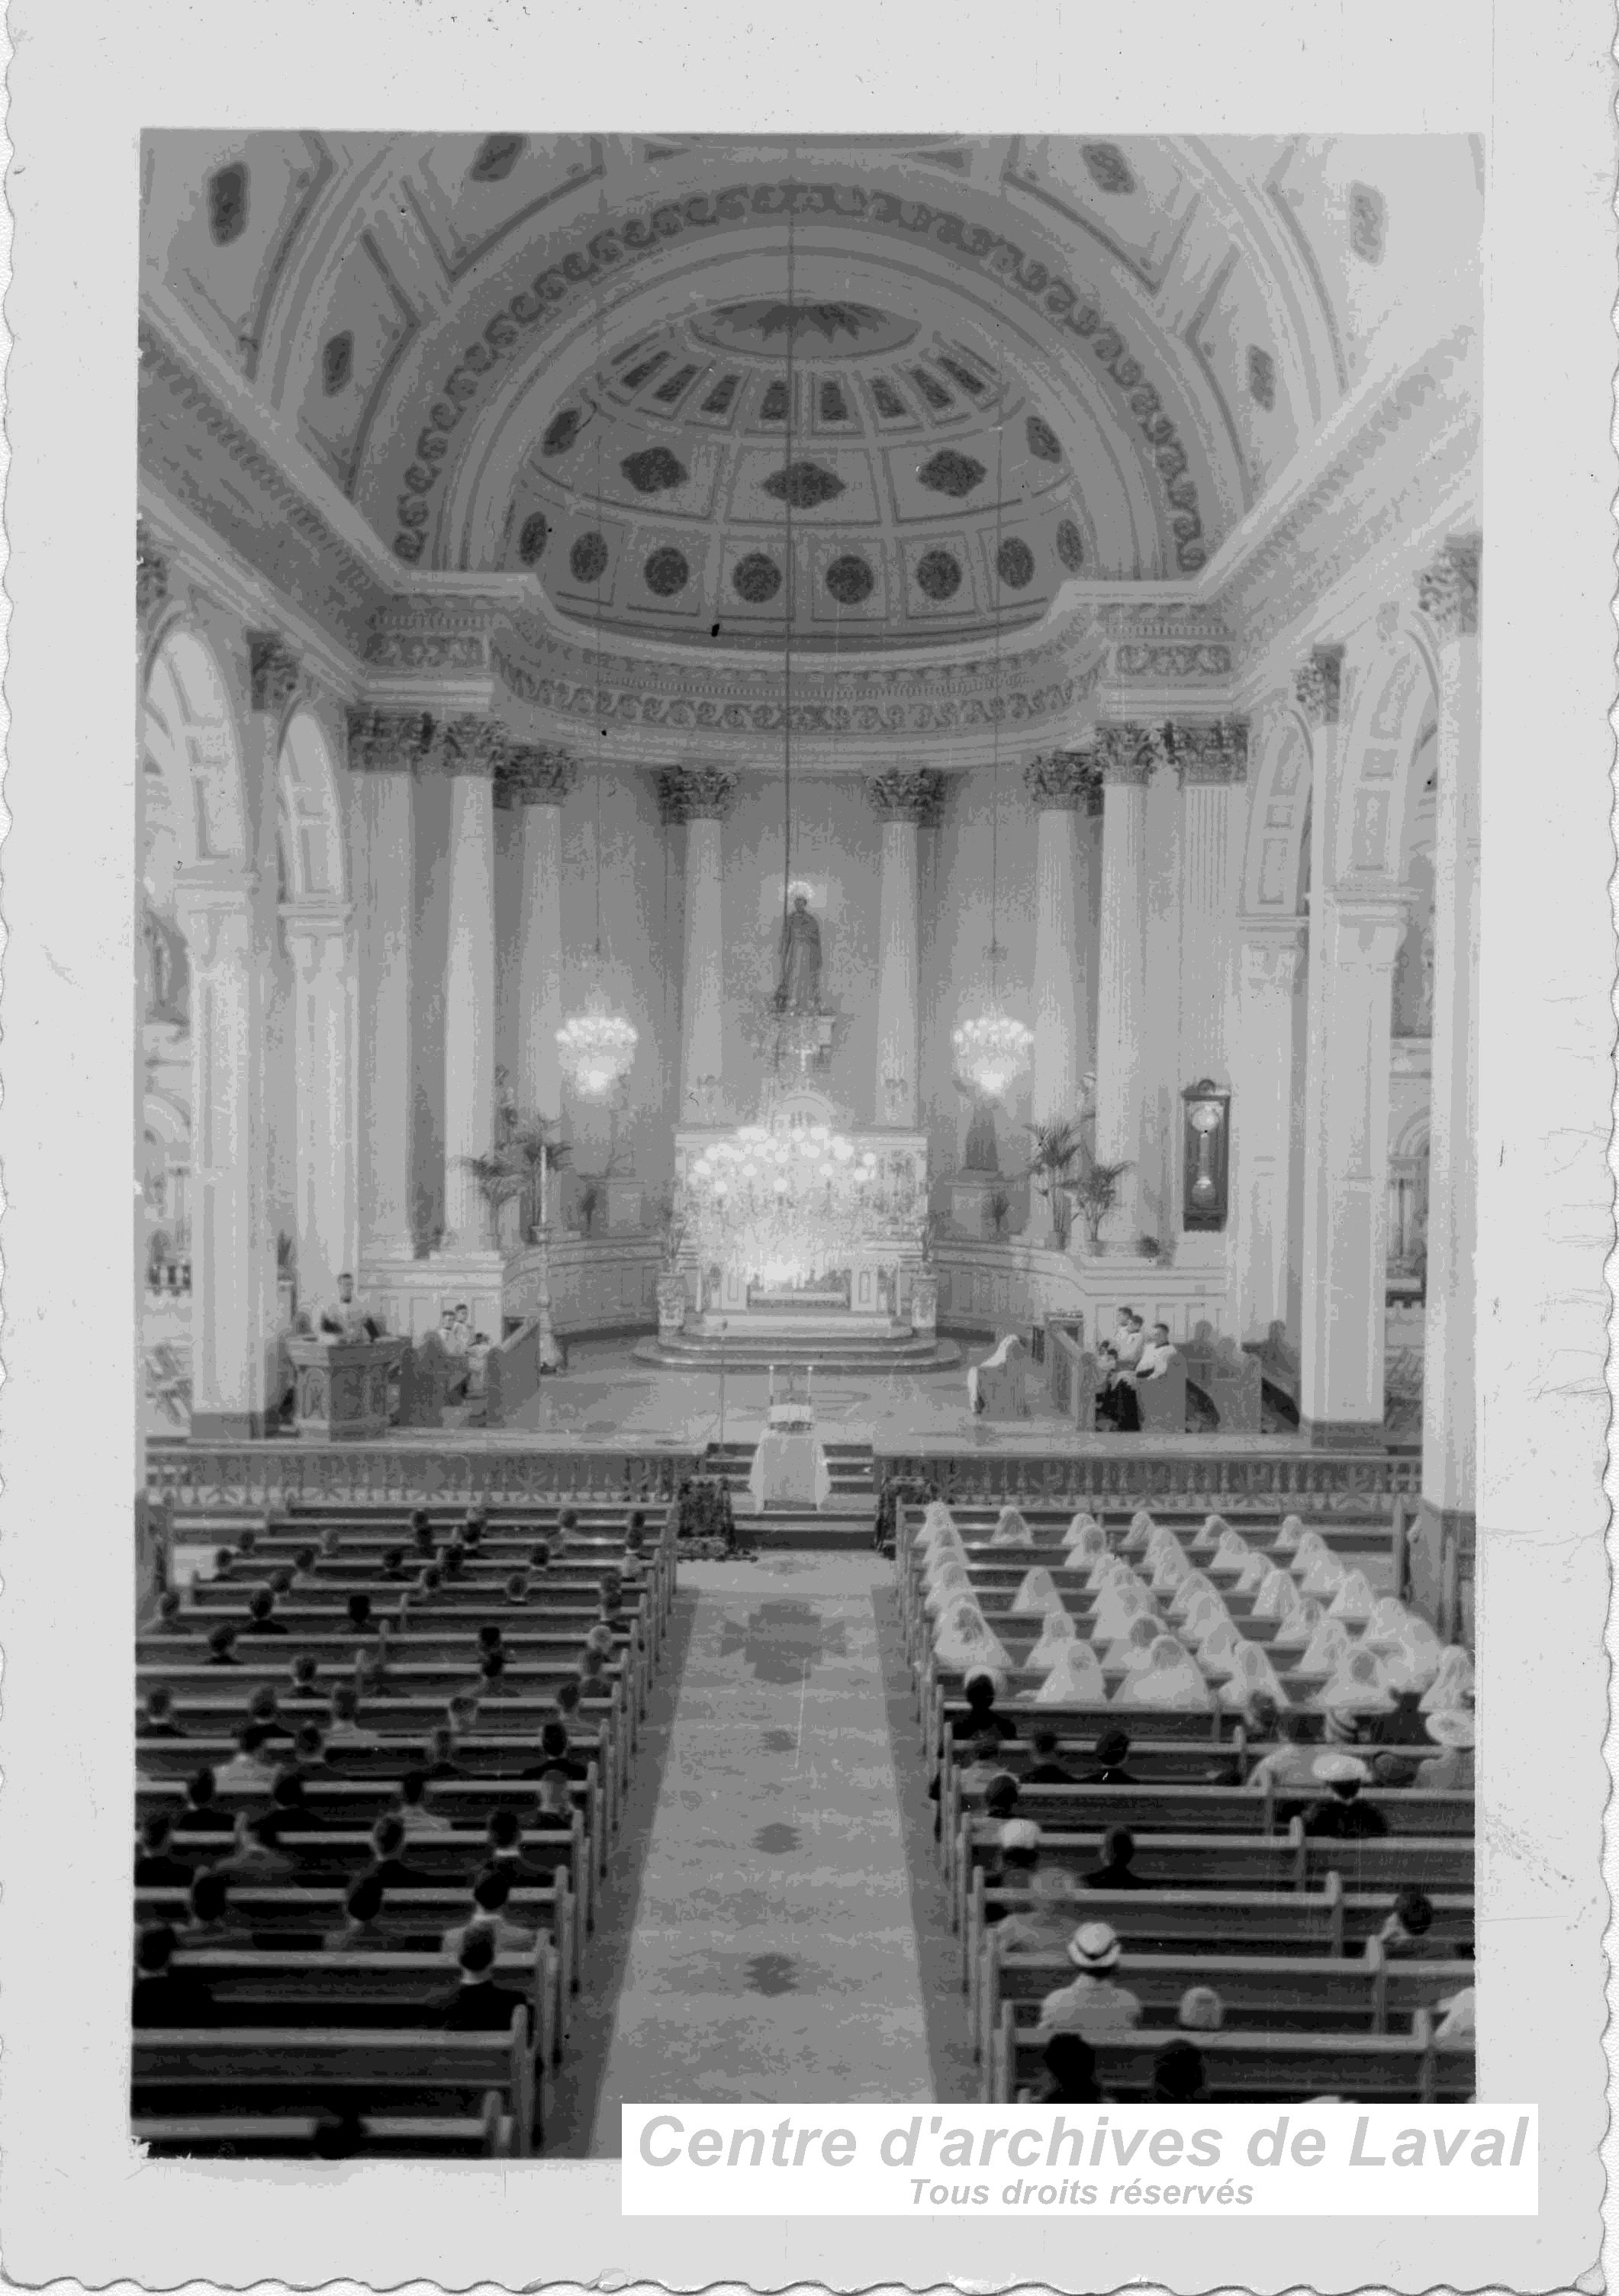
[134,133,1480,2153]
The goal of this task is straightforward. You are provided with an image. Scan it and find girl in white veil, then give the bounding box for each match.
[1209,1526,1252,1580]
[1122,1509,1156,1554]
[1272,1595,1323,1652]
[1112,1634,1210,1711]
[1299,1615,1353,1676]
[1315,1642,1395,1718]
[1025,1606,1081,1674]
[1288,1528,1328,1579]
[1149,1544,1192,1596]
[1060,1525,1109,1573]
[923,1561,972,1615]
[1252,1564,1301,1623]
[1326,1567,1376,1621]
[1061,1511,1102,1548]
[1218,1637,1290,1714]
[1189,1512,1230,1557]
[918,1501,957,1547]
[1103,1611,1163,1674]
[934,1596,1012,1674]
[1033,1640,1108,1704]
[1010,1567,1064,1616]
[1273,1512,1306,1555]
[990,1504,1034,1547]
[1299,1548,1348,1600]
[1231,1547,1270,1596]
[1092,1572,1154,1646]
[1419,1645,1475,1714]
[1167,1568,1217,1622]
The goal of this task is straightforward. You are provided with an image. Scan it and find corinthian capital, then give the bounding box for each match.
[1416,535,1481,642]
[656,765,739,824]
[346,707,436,774]
[500,745,579,807]
[437,713,507,776]
[248,632,302,716]
[1294,645,1345,727]
[866,768,946,826]
[1171,717,1249,786]
[1022,752,1099,812]
[1095,721,1167,786]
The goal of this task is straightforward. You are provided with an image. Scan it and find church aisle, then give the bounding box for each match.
[588,1555,934,2149]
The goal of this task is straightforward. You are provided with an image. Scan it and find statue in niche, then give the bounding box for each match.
[774,890,822,1015]
[963,1096,1000,1174]
[1415,916,1435,1036]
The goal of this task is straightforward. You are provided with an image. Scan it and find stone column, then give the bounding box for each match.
[281,899,356,1303]
[1294,645,1403,1445]
[174,865,272,1436]
[440,716,504,1248]
[657,766,738,1120]
[866,769,945,1125]
[502,745,578,1119]
[1093,723,1161,1239]
[1173,720,1248,1084]
[1231,918,1306,1340]
[347,709,433,1257]
[1416,537,1481,1632]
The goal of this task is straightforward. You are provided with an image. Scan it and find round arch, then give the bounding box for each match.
[278,706,348,900]
[142,623,249,870]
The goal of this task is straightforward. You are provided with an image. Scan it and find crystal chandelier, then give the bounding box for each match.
[952,1006,1033,1100]
[685,1119,878,1288]
[556,987,638,1100]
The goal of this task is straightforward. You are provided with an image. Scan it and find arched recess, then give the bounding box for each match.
[1240,702,1315,917]
[275,704,356,1309]
[1331,626,1440,894]
[142,623,249,869]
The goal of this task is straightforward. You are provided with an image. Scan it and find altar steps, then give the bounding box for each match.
[702,1440,879,1548]
[632,1329,961,1372]
[707,1438,876,1499]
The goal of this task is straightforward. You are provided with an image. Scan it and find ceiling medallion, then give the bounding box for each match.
[620,446,689,494]
[996,536,1035,590]
[915,548,963,601]
[1055,519,1085,573]
[1025,414,1064,463]
[543,407,584,456]
[825,554,876,606]
[732,552,784,604]
[643,546,690,597]
[916,447,986,499]
[569,530,610,584]
[764,459,845,509]
[517,510,549,567]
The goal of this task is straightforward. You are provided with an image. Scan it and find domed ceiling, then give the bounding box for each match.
[497,303,1093,652]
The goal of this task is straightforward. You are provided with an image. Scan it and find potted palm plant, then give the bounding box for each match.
[458,1149,524,1248]
[1070,1151,1134,1250]
[1022,1117,1087,1251]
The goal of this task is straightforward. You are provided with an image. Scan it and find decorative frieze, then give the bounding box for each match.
[345,707,436,774]
[1022,751,1100,812]
[498,744,579,807]
[1416,535,1481,641]
[655,765,740,824]
[1095,721,1167,785]
[865,768,946,825]
[363,591,524,673]
[248,632,301,716]
[1170,717,1249,785]
[1294,645,1345,728]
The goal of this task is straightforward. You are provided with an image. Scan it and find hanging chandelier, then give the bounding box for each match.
[685,1118,878,1289]
[952,1005,1033,1101]
[556,986,637,1101]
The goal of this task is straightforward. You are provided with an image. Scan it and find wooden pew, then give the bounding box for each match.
[130,2014,539,2156]
[990,2006,1474,2104]
[954,1821,1312,1949]
[136,2092,513,2158]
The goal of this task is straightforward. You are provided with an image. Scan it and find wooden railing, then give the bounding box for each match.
[873,1447,1421,1508]
[146,1441,702,1509]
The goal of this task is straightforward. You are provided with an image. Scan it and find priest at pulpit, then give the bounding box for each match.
[317,1272,381,1343]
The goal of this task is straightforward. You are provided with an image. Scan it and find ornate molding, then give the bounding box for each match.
[381,182,1210,576]
[365,591,520,674]
[1170,717,1249,785]
[346,707,436,774]
[499,744,579,807]
[1416,534,1481,642]
[1095,720,1167,786]
[1294,645,1345,728]
[1022,751,1100,811]
[248,632,301,716]
[655,765,739,823]
[136,521,169,624]
[1094,601,1235,681]
[436,714,507,777]
[865,768,946,825]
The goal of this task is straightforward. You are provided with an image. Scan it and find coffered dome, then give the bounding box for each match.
[497,304,1092,652]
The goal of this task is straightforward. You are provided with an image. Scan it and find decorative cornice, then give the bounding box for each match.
[655,765,739,824]
[865,768,946,826]
[365,592,518,674]
[1095,721,1167,786]
[345,707,437,774]
[498,745,579,807]
[381,180,1209,577]
[1022,752,1101,811]
[248,632,301,716]
[1294,645,1345,728]
[436,713,507,777]
[136,521,169,623]
[1416,534,1480,642]
[1094,600,1234,681]
[1170,717,1249,786]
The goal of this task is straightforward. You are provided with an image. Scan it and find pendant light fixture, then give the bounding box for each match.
[556,221,638,1104]
[951,311,1032,1103]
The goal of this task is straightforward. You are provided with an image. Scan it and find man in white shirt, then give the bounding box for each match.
[1035,1921,1144,2041]
[1136,1322,1180,1380]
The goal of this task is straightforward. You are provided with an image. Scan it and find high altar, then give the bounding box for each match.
[671,1087,934,1335]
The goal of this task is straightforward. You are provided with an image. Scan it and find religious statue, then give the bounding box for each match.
[774,891,822,1015]
[963,1096,1000,1174]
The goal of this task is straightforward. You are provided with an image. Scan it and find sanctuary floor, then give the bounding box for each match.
[547,1555,976,2151]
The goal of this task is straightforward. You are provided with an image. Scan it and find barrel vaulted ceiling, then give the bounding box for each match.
[140,130,1483,673]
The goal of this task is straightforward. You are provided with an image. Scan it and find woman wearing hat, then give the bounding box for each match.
[1302,1751,1389,1839]
[1035,1921,1143,2041]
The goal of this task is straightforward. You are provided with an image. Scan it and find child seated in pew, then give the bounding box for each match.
[267,1567,296,1599]
[439,1866,536,1961]
[1080,1728,1138,1786]
[395,1768,452,1837]
[1177,1985,1225,2034]
[288,1723,333,1780]
[1367,1886,1452,1962]
[216,1723,277,1792]
[448,1692,482,1735]
[264,1772,328,1840]
[213,1811,295,1882]
[951,1670,1019,1745]
[152,1590,185,1634]
[479,1808,548,1885]
[379,1547,411,1583]
[319,1528,342,1561]
[529,1767,575,1833]
[1022,1728,1077,1786]
[410,1509,434,1556]
[528,1541,552,1577]
[983,1776,1021,1821]
[327,1685,380,1751]
[504,1570,533,1606]
[423,1725,467,1782]
[366,1816,432,1892]
[139,1686,186,1741]
[132,1923,216,2028]
[584,1624,618,1660]
[474,1650,516,1699]
[958,1731,1019,1805]
[441,1546,468,1584]
[291,1544,320,1582]
[182,1870,253,1949]
[1151,2037,1209,2103]
[990,1823,1077,1954]
[206,1623,241,1666]
[523,1721,587,1782]
[135,1813,196,1891]
[243,1587,288,1637]
[247,1686,294,1741]
[1017,2033,1107,2106]
[175,1766,234,1837]
[284,1656,323,1711]
[1083,1826,1151,1892]
[344,1592,374,1635]
[323,1873,388,1953]
[1244,1705,1324,1802]
[578,1649,610,1695]
[439,1926,525,2031]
